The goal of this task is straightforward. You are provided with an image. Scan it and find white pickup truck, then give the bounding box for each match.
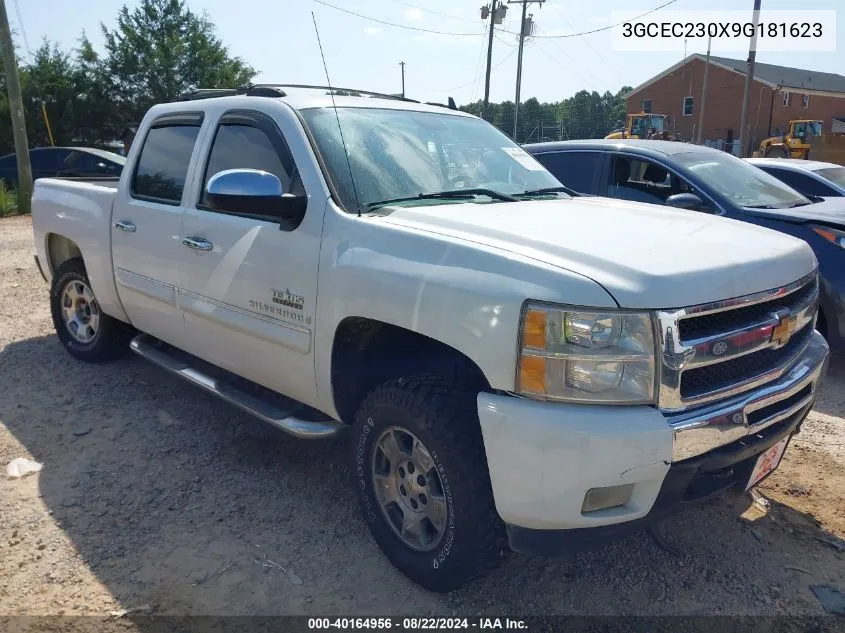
[31,84,829,592]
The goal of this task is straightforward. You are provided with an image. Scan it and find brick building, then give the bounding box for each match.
[625,54,845,153]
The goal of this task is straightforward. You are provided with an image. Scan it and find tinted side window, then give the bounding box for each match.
[607,155,715,212]
[132,125,201,203]
[30,149,70,172]
[201,124,295,202]
[764,168,837,197]
[533,151,602,194]
[64,151,114,173]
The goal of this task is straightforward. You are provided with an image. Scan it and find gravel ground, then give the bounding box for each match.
[1,214,844,620]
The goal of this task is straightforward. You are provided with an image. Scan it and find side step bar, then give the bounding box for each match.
[129,334,344,440]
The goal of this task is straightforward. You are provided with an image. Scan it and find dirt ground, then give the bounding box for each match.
[1,214,844,620]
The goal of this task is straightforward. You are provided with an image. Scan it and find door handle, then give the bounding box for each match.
[182,236,213,252]
[113,220,136,233]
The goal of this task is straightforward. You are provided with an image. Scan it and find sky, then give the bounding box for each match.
[9,0,844,106]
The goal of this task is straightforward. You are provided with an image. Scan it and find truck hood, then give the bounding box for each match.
[742,196,845,227]
[378,196,817,309]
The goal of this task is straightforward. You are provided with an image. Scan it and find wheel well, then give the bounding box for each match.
[46,234,83,275]
[330,317,492,424]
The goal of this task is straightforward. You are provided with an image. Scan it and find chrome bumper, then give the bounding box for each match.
[666,330,829,461]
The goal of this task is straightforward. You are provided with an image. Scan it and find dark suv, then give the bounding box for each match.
[524,139,845,351]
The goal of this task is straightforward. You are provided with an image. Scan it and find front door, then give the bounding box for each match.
[175,108,323,405]
[111,113,205,344]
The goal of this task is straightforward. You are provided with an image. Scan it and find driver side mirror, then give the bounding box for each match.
[666,192,705,211]
[206,169,306,224]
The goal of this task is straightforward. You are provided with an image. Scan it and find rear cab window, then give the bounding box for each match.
[131,114,204,205]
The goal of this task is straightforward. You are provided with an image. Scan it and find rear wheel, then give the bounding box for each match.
[353,374,506,592]
[50,258,132,363]
[765,145,790,158]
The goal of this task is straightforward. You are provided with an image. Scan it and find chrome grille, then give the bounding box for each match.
[657,272,819,411]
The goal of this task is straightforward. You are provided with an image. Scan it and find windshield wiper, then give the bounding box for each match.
[518,186,578,197]
[366,188,517,210]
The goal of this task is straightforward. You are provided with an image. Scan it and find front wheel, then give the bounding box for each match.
[765,145,790,158]
[353,374,506,592]
[49,258,132,363]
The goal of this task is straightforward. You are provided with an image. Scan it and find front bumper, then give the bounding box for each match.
[476,330,829,551]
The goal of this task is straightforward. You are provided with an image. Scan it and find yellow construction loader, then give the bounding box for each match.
[606,113,672,140]
[757,120,823,159]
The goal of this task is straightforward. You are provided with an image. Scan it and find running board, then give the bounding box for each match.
[129,334,344,439]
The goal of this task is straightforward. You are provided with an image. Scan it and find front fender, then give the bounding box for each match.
[313,206,617,417]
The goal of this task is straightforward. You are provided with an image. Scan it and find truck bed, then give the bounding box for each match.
[31,178,127,322]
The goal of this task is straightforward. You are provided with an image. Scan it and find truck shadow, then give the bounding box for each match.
[810,350,845,417]
[1,334,842,617]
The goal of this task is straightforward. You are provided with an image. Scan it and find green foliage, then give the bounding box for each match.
[461,85,634,143]
[0,0,256,155]
[0,180,20,217]
[99,0,255,124]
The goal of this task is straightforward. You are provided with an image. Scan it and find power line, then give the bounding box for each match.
[313,0,483,36]
[382,0,480,24]
[543,2,626,79]
[531,39,605,92]
[494,30,516,47]
[424,45,517,95]
[10,0,31,56]
[530,0,681,38]
[315,0,680,39]
[470,35,490,102]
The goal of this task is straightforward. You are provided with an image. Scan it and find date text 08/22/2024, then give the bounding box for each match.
[307,618,528,630]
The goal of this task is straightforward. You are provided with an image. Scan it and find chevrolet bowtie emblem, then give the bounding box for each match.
[771,314,798,349]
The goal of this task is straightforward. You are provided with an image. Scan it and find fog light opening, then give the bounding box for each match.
[581,484,635,513]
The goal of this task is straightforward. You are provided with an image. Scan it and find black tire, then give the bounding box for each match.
[765,145,790,158]
[353,374,507,592]
[49,258,132,363]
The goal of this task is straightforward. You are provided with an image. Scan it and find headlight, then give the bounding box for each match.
[810,225,845,249]
[516,303,658,404]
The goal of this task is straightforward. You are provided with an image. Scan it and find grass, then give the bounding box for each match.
[0,179,21,217]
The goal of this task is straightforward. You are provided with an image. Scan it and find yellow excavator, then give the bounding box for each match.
[757,119,823,159]
[606,113,672,140]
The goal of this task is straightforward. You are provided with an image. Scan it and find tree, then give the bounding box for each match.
[99,0,256,124]
[459,85,632,141]
[21,41,77,147]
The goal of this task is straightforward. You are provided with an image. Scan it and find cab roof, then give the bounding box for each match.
[171,84,472,117]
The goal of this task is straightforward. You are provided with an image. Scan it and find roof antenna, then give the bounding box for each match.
[311,11,362,218]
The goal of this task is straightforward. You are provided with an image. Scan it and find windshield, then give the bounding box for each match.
[673,151,811,209]
[817,166,845,188]
[299,106,564,211]
[631,115,666,136]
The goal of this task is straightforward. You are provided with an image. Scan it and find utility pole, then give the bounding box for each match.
[696,35,711,144]
[0,0,32,213]
[481,0,498,122]
[399,61,405,98]
[738,0,762,157]
[509,0,543,141]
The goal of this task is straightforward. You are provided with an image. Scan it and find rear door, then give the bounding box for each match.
[175,107,324,404]
[530,150,606,195]
[110,112,205,344]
